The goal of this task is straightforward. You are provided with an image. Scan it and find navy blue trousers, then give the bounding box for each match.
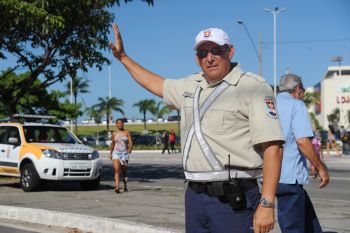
[185,184,260,233]
[276,183,323,233]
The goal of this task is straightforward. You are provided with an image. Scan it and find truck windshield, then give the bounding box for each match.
[23,126,79,144]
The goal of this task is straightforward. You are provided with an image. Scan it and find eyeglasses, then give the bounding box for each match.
[196,46,227,59]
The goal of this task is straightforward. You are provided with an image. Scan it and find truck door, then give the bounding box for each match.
[0,126,21,176]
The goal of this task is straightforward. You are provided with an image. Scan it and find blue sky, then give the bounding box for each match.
[2,0,350,121]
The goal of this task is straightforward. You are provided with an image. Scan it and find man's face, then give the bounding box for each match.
[196,42,234,83]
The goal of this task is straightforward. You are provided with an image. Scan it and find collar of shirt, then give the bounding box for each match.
[194,63,242,90]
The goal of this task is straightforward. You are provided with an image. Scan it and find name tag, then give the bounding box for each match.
[183,92,194,98]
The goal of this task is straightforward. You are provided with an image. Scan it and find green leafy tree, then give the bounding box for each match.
[133,99,156,131]
[84,106,102,124]
[93,97,124,130]
[327,108,340,127]
[0,0,153,115]
[0,70,80,120]
[151,101,170,136]
[153,101,171,120]
[65,76,89,134]
[303,91,320,108]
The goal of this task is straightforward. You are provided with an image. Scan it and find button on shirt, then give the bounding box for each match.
[276,92,314,184]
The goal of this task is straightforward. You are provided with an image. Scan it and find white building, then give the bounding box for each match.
[313,65,350,129]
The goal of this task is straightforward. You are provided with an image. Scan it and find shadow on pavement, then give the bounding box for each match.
[102,163,185,181]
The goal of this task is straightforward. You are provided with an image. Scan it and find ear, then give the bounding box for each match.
[228,45,234,60]
[195,55,200,66]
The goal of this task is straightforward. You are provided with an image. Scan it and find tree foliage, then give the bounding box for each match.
[93,97,124,130]
[0,0,153,115]
[0,70,80,120]
[327,108,340,127]
[133,99,156,131]
[64,76,89,134]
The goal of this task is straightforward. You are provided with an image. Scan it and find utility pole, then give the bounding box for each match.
[264,7,287,96]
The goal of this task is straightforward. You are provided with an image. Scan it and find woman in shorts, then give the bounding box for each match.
[326,125,340,158]
[110,119,133,193]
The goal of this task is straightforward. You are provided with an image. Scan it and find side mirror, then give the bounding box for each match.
[82,137,88,145]
[8,137,19,145]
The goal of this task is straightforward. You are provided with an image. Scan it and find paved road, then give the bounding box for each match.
[0,151,349,233]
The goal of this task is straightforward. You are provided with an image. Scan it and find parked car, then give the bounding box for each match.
[167,115,180,121]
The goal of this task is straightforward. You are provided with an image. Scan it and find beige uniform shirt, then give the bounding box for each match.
[163,63,284,181]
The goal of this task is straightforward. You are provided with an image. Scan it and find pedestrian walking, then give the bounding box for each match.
[109,23,285,233]
[110,118,133,193]
[161,130,170,154]
[276,73,330,233]
[310,130,322,179]
[326,125,341,158]
[169,128,176,153]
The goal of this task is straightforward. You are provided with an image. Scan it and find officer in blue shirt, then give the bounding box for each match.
[276,73,330,233]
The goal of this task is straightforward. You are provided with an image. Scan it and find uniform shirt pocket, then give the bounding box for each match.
[202,108,237,135]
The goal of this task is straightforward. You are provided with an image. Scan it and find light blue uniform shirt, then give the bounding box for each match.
[276,92,314,184]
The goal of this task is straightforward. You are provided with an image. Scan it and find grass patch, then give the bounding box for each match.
[69,122,180,137]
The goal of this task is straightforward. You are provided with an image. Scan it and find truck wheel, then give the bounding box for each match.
[80,177,100,190]
[20,164,41,192]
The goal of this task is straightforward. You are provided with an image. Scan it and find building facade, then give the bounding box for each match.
[313,65,350,129]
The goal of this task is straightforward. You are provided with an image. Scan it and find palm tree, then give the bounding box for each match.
[84,106,102,124]
[65,76,90,134]
[153,101,171,120]
[93,97,124,131]
[133,99,156,131]
[303,91,320,109]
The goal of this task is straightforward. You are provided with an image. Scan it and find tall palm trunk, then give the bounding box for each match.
[143,111,147,130]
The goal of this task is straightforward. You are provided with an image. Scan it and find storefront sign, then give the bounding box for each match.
[337,96,350,104]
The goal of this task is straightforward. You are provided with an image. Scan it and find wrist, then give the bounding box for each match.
[259,197,275,208]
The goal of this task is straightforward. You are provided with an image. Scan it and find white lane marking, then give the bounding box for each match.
[328,177,350,181]
[312,197,350,204]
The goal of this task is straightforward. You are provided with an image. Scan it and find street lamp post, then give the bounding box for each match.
[237,20,263,76]
[264,7,287,96]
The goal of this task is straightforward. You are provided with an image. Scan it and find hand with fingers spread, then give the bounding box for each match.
[108,23,126,61]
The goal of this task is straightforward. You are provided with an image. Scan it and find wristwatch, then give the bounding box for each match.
[259,198,275,208]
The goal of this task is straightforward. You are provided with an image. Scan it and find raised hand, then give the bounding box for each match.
[108,23,126,60]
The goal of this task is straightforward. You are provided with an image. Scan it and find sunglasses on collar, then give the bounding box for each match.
[196,46,227,59]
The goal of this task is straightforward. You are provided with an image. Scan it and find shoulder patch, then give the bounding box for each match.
[244,72,265,83]
[264,96,278,119]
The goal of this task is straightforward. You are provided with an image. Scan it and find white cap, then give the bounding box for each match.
[194,28,230,50]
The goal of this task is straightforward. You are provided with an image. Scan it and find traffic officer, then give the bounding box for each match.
[109,23,285,233]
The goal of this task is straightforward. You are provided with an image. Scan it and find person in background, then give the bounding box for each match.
[310,129,323,179]
[326,124,341,158]
[109,23,284,233]
[110,119,133,193]
[340,125,349,155]
[276,73,330,233]
[169,128,176,153]
[161,130,170,154]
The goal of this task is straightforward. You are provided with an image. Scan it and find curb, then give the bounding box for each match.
[0,205,180,233]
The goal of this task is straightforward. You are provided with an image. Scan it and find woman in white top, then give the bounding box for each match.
[110,119,133,193]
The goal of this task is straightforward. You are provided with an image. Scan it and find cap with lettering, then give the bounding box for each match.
[194,28,230,50]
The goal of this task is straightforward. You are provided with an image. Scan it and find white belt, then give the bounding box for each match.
[185,169,263,181]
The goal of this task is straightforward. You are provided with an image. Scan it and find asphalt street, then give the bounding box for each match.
[0,151,349,233]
